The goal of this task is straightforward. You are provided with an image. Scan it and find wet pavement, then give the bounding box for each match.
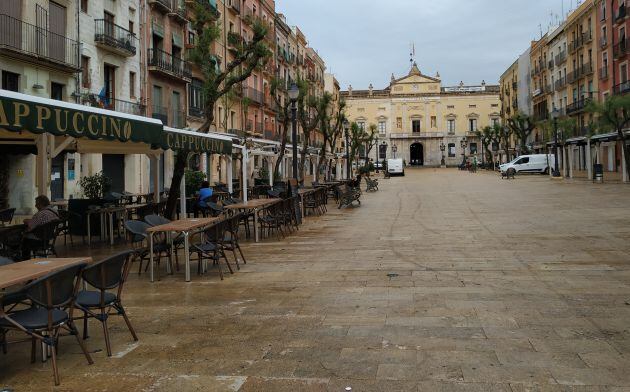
[2,168,630,391]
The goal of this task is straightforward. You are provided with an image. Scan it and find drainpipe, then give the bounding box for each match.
[74,1,80,103]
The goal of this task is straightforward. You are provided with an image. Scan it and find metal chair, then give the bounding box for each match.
[75,250,138,356]
[0,208,15,226]
[124,220,172,279]
[0,263,93,385]
[25,219,62,258]
[222,213,247,270]
[144,214,183,271]
[191,218,233,280]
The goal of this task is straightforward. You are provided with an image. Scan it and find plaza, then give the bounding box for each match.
[2,169,630,391]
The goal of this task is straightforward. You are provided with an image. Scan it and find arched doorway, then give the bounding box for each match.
[410,143,424,166]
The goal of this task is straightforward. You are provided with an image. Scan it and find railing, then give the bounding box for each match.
[582,30,593,44]
[242,7,254,20]
[616,4,627,22]
[555,50,567,64]
[168,0,187,22]
[570,36,582,52]
[242,86,263,103]
[171,110,186,128]
[147,48,192,80]
[533,112,548,122]
[613,81,630,95]
[94,19,137,56]
[555,76,566,90]
[228,0,240,13]
[148,0,172,12]
[152,105,169,124]
[614,40,628,58]
[512,81,517,90]
[548,59,554,69]
[567,69,579,84]
[0,14,80,70]
[255,122,263,133]
[102,98,146,116]
[566,98,591,115]
[189,106,204,118]
[600,67,609,79]
[600,36,608,48]
[581,62,594,76]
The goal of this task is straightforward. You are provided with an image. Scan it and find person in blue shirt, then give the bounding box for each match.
[197,181,213,208]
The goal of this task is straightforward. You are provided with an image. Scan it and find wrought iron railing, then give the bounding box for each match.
[94,19,137,56]
[102,98,145,116]
[613,81,630,95]
[0,14,80,70]
[148,48,192,79]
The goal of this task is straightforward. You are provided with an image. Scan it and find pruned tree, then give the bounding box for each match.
[587,95,630,179]
[164,4,271,218]
[296,79,326,184]
[507,112,536,155]
[364,124,378,170]
[496,124,513,163]
[270,79,290,181]
[475,125,499,165]
[323,100,346,180]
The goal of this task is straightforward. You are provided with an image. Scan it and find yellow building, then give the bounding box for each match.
[499,60,519,124]
[342,63,501,167]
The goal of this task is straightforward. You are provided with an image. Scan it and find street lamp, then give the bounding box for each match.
[374,133,379,172]
[551,108,561,177]
[288,83,299,183]
[392,144,398,159]
[460,137,468,167]
[343,119,350,179]
[439,141,446,167]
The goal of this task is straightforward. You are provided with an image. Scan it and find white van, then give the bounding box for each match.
[499,154,555,174]
[387,159,404,176]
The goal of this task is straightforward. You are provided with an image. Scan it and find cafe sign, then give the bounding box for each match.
[161,128,232,155]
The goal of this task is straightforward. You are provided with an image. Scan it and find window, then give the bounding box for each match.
[378,144,387,160]
[51,82,64,101]
[516,157,530,165]
[230,111,236,129]
[447,105,455,109]
[104,64,116,107]
[491,103,499,107]
[80,0,88,13]
[448,143,456,157]
[129,20,134,34]
[396,117,402,129]
[491,118,500,127]
[469,143,478,155]
[357,121,365,130]
[430,116,437,128]
[81,56,90,88]
[412,119,421,133]
[447,119,456,134]
[469,118,477,132]
[1,71,19,92]
[378,121,386,135]
[129,72,136,98]
[601,1,606,20]
[621,63,628,83]
[469,104,477,108]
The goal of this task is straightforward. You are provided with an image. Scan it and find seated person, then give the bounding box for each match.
[197,181,213,208]
[21,195,59,259]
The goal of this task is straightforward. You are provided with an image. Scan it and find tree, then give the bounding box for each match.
[587,95,630,179]
[270,79,290,182]
[164,4,271,218]
[496,124,513,163]
[347,122,373,174]
[313,92,339,181]
[475,125,499,165]
[364,124,378,169]
[322,100,346,180]
[507,113,536,155]
[296,79,326,184]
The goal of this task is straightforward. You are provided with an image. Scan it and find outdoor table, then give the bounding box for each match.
[0,257,93,292]
[124,203,149,219]
[87,205,126,246]
[224,198,281,243]
[50,200,68,210]
[145,217,221,282]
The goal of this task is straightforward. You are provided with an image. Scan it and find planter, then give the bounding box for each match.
[68,199,106,236]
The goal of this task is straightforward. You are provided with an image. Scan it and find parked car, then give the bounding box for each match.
[499,154,556,174]
[387,159,405,176]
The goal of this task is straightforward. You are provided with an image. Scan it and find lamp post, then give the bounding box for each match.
[288,84,299,184]
[343,119,350,179]
[551,108,561,177]
[460,137,468,167]
[374,134,379,172]
[392,144,398,159]
[440,141,446,167]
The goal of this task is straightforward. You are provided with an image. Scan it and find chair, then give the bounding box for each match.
[222,213,247,269]
[124,220,172,279]
[0,263,93,385]
[144,214,183,271]
[191,218,233,280]
[75,250,138,356]
[25,219,62,258]
[0,225,26,260]
[0,208,15,226]
[55,210,75,246]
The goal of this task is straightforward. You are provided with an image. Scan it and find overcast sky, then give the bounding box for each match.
[276,0,577,90]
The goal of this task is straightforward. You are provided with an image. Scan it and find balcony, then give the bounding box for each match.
[555,50,567,65]
[613,81,630,95]
[188,105,204,118]
[152,105,169,125]
[600,36,608,48]
[554,76,567,90]
[570,36,583,53]
[581,62,594,76]
[171,110,187,128]
[582,30,593,45]
[600,67,609,80]
[147,48,192,81]
[512,81,518,90]
[566,98,591,115]
[533,112,549,122]
[168,0,188,24]
[615,4,627,23]
[94,20,137,57]
[0,14,80,72]
[548,59,554,70]
[227,0,240,14]
[101,98,146,116]
[255,122,263,134]
[242,7,254,24]
[242,86,263,104]
[567,69,579,84]
[148,0,172,13]
[614,40,628,58]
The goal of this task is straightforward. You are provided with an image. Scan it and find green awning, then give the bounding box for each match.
[161,127,232,155]
[0,90,163,144]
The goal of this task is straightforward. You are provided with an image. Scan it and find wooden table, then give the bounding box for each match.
[224,198,281,243]
[0,257,93,291]
[145,217,221,282]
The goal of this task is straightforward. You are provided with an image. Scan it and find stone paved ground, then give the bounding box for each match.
[2,168,630,391]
